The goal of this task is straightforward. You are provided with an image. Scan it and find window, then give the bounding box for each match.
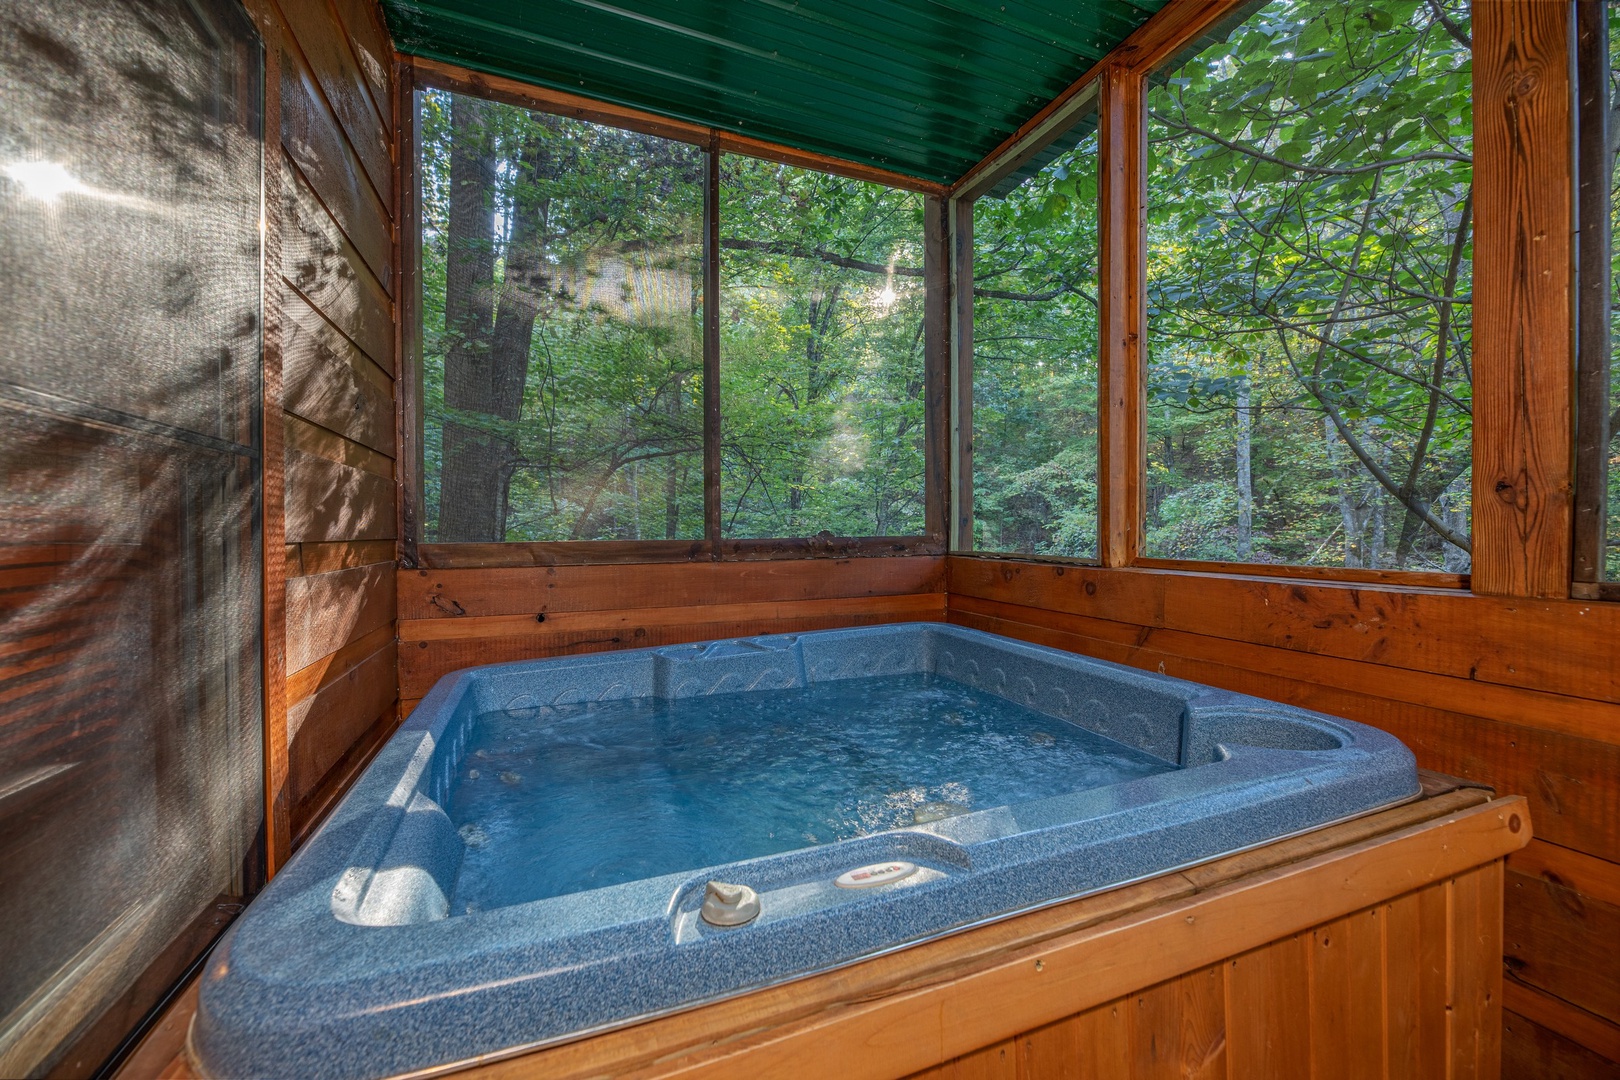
[416,90,939,550]
[969,106,1100,558]
[421,93,705,543]
[1144,1,1473,572]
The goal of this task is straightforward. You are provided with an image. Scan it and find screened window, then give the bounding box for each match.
[417,92,938,549]
[970,109,1100,558]
[1144,0,1473,572]
[719,158,926,538]
[421,93,705,543]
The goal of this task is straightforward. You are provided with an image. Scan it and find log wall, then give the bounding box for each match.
[946,556,1620,1076]
[251,0,401,857]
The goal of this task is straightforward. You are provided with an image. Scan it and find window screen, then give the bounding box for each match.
[0,1,264,1073]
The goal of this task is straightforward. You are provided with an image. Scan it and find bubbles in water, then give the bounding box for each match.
[459,823,491,848]
[498,771,522,785]
[467,768,479,780]
[912,801,971,824]
[1029,732,1056,748]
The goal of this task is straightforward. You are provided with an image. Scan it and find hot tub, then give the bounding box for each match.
[193,623,1419,1079]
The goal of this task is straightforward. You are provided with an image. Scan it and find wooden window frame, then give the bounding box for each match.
[401,59,951,570]
[946,0,1577,600]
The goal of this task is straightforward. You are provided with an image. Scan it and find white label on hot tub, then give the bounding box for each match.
[834,861,919,889]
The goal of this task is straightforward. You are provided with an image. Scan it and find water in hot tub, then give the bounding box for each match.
[445,673,1171,911]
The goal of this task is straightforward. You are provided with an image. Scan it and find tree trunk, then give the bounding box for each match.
[439,108,551,542]
[1234,373,1253,559]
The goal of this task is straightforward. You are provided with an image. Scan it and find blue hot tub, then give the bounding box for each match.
[193,623,1419,1078]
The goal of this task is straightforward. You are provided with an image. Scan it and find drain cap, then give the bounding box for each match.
[700,880,761,926]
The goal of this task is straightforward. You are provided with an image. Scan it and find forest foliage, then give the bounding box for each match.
[416,0,1559,575]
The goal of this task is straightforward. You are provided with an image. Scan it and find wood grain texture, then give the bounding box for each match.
[271,0,392,202]
[1505,980,1620,1069]
[431,792,1519,1080]
[399,557,944,620]
[279,153,393,370]
[286,642,397,808]
[280,40,393,292]
[1097,63,1144,568]
[284,447,395,544]
[1471,0,1576,598]
[285,561,395,674]
[1503,1009,1620,1080]
[327,0,393,132]
[1506,859,1620,1027]
[281,286,395,454]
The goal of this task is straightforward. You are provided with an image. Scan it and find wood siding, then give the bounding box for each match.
[395,557,947,709]
[946,555,1620,1073]
[254,0,401,852]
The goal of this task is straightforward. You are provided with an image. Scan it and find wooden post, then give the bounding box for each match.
[949,197,974,550]
[1472,0,1577,598]
[923,196,951,545]
[1573,0,1611,589]
[1097,62,1145,568]
[703,141,722,552]
[397,68,423,568]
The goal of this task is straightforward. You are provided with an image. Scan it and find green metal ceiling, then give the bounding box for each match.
[380,0,1168,186]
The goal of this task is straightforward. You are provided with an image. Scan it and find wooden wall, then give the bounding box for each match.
[946,556,1620,1075]
[252,0,401,859]
[396,557,947,711]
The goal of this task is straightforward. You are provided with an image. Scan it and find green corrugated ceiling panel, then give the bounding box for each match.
[381,0,1167,185]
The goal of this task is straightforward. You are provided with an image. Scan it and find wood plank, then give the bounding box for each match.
[327,0,394,132]
[948,590,1620,749]
[399,557,945,620]
[1072,999,1130,1078]
[1307,910,1384,1080]
[1510,841,1620,911]
[287,622,394,706]
[399,593,943,643]
[280,41,392,292]
[1504,980,1620,1069]
[292,702,403,845]
[923,195,949,544]
[272,0,392,202]
[1503,1009,1620,1080]
[1128,967,1226,1079]
[1133,556,1466,591]
[279,153,394,370]
[397,597,945,699]
[1013,1017,1080,1080]
[285,413,394,478]
[946,557,1620,714]
[1471,0,1576,598]
[945,1040,1016,1080]
[479,796,1522,1080]
[288,539,396,578]
[286,643,397,807]
[1225,935,1310,1080]
[946,606,1620,864]
[285,560,395,672]
[1453,863,1506,1080]
[284,448,396,544]
[281,285,395,455]
[1097,63,1143,569]
[1506,860,1620,1026]
[950,196,974,549]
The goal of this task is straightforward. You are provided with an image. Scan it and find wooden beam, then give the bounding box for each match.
[407,56,946,197]
[1574,0,1611,585]
[1472,0,1577,598]
[949,197,974,550]
[1097,63,1145,568]
[923,195,951,543]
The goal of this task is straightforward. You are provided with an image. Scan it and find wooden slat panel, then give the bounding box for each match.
[946,605,1620,863]
[1510,841,1620,910]
[287,539,396,578]
[286,622,394,706]
[1013,1017,1080,1080]
[285,413,394,477]
[286,643,397,807]
[947,559,1620,706]
[1505,980,1620,1068]
[284,448,395,544]
[284,561,395,674]
[1225,935,1310,1080]
[398,595,946,699]
[272,0,392,202]
[399,557,945,620]
[1072,1000,1130,1078]
[327,0,393,132]
[1506,860,1620,1026]
[279,154,393,370]
[291,703,402,844]
[1307,910,1384,1080]
[281,287,395,453]
[1503,1009,1620,1080]
[280,42,392,292]
[949,589,1620,749]
[1471,0,1576,598]
[1127,968,1226,1079]
[1454,863,1506,1080]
